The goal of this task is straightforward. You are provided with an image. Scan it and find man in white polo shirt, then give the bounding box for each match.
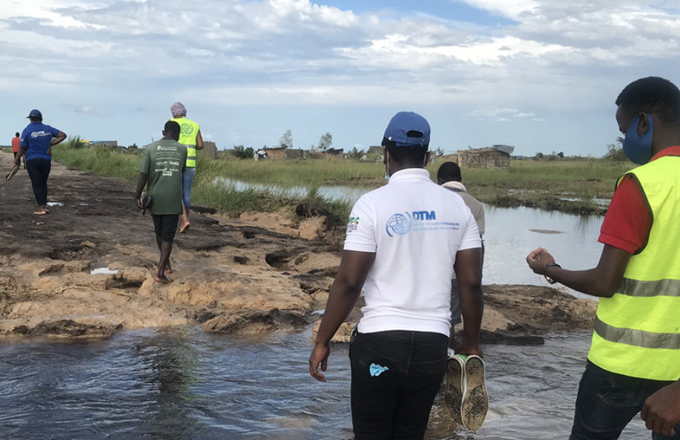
[309,111,484,439]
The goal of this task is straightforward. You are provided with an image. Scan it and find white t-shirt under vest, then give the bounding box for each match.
[344,168,482,337]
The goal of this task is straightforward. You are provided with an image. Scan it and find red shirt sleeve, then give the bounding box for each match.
[598,174,651,254]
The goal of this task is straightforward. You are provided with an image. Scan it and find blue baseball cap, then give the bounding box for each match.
[27,109,42,119]
[382,111,430,148]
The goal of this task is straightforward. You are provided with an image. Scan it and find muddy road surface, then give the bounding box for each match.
[0,151,596,341]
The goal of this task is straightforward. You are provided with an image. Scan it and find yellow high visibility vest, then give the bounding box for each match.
[170,117,199,168]
[588,155,680,381]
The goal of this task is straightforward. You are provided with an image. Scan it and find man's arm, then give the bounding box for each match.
[526,244,631,298]
[641,380,680,436]
[14,147,27,167]
[454,247,484,357]
[134,173,149,209]
[50,131,66,146]
[309,250,375,382]
[47,131,66,155]
[196,130,204,150]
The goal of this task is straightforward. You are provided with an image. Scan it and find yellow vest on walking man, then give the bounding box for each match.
[170,102,204,233]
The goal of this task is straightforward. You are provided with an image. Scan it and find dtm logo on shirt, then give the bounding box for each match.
[386,211,436,237]
[30,131,52,139]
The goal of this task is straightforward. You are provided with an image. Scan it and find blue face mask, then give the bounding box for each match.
[622,114,654,165]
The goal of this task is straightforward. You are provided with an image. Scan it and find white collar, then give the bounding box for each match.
[441,181,467,193]
[388,168,431,184]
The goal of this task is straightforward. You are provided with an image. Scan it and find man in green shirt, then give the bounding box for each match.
[135,121,187,283]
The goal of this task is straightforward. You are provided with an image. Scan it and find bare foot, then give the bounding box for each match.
[33,210,48,215]
[154,275,173,284]
[180,222,191,233]
[164,268,173,275]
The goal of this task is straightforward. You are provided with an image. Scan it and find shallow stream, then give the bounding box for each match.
[0,327,652,440]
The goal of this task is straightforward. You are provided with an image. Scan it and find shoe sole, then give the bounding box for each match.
[461,355,488,431]
[445,355,465,425]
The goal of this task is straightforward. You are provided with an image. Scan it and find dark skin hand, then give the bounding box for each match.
[196,130,204,150]
[454,247,484,357]
[134,173,149,209]
[641,381,680,437]
[526,244,631,298]
[309,250,375,382]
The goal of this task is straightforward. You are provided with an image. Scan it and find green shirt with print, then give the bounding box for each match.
[137,140,187,215]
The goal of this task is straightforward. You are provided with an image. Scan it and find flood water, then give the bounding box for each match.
[216,177,606,297]
[1,181,646,440]
[0,327,652,440]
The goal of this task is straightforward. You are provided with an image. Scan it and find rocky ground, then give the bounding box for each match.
[0,151,597,343]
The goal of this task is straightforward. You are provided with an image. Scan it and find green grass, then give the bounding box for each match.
[200,156,384,187]
[52,139,637,217]
[52,138,352,222]
[52,136,141,182]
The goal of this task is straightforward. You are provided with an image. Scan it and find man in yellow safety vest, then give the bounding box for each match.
[526,76,680,439]
[170,102,204,233]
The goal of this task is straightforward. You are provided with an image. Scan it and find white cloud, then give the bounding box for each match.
[0,0,678,154]
[456,0,539,20]
[62,105,111,117]
[467,107,543,122]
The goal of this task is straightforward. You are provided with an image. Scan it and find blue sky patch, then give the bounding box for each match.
[320,0,516,26]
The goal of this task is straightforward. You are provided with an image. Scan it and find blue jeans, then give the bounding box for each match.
[182,167,195,211]
[349,330,448,440]
[570,361,680,440]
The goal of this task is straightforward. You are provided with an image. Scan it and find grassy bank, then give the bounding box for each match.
[51,139,352,222]
[452,160,635,215]
[51,139,635,217]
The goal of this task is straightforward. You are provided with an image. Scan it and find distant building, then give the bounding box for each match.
[437,153,459,164]
[262,146,287,160]
[458,147,510,169]
[322,148,344,160]
[284,149,304,160]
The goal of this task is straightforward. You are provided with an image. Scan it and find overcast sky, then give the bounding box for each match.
[2,0,679,156]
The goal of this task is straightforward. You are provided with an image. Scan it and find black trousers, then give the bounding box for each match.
[26,159,51,207]
[349,330,448,440]
[152,214,179,244]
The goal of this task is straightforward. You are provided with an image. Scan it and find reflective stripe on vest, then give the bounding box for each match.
[170,118,199,168]
[618,277,680,298]
[594,316,680,349]
[587,155,680,381]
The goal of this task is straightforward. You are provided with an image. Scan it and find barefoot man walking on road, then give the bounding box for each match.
[135,121,187,284]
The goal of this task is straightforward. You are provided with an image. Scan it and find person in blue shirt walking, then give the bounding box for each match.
[15,109,66,215]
